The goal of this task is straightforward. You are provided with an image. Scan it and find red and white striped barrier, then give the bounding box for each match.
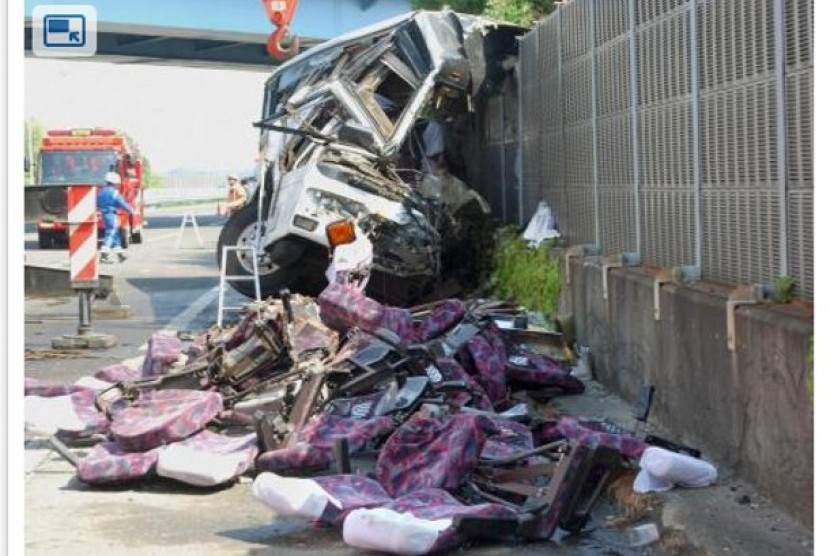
[67,185,99,288]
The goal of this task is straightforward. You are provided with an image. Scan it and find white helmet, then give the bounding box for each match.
[104,171,121,185]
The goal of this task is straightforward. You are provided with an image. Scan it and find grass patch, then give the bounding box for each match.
[491,227,562,322]
[773,275,796,303]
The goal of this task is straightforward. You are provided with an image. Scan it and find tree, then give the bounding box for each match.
[141,155,165,189]
[122,132,164,188]
[410,0,557,26]
[24,118,45,185]
[484,0,534,25]
[412,0,487,14]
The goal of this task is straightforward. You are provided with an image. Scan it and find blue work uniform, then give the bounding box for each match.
[97,184,134,251]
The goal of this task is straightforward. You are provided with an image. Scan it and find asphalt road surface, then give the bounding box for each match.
[21,208,812,556]
[21,207,634,556]
[25,207,235,337]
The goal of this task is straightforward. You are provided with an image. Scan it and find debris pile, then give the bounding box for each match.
[24,283,717,555]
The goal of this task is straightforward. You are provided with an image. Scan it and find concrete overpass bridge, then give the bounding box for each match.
[24,0,411,69]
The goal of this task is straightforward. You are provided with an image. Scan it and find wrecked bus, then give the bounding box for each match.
[218,11,523,304]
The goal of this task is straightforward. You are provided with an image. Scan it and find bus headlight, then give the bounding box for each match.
[304,189,367,220]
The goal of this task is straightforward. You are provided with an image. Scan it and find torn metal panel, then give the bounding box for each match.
[218,10,525,304]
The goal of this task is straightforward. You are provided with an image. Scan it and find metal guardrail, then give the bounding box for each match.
[142,187,226,206]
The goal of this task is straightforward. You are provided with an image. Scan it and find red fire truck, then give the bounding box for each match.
[30,128,145,249]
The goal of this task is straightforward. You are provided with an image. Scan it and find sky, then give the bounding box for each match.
[24,0,412,39]
[23,0,413,175]
[25,58,271,174]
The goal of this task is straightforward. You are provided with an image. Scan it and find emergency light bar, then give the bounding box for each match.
[47,129,118,137]
[42,137,123,148]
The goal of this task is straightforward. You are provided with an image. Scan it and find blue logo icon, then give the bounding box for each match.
[43,15,86,47]
[33,5,97,58]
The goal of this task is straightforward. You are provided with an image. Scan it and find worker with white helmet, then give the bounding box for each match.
[97,171,134,263]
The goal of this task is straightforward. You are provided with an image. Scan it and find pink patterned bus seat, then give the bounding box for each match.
[94,363,141,383]
[506,351,585,393]
[376,413,497,497]
[24,378,91,398]
[318,283,384,333]
[536,416,648,460]
[109,389,223,452]
[76,441,160,484]
[140,333,183,378]
[156,430,258,487]
[481,418,535,461]
[414,299,466,343]
[257,414,395,473]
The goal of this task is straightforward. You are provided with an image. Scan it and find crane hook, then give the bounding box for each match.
[261,0,301,61]
[266,28,301,61]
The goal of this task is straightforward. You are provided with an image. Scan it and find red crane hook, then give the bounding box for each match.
[261,0,301,61]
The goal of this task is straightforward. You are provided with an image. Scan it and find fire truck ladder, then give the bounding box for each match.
[217,245,262,327]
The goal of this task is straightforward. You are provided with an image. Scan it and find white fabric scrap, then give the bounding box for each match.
[156,443,253,487]
[74,376,114,391]
[252,472,339,520]
[522,201,560,247]
[633,446,717,493]
[24,395,87,436]
[325,228,374,290]
[343,507,451,556]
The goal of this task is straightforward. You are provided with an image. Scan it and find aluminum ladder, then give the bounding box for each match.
[217,245,261,327]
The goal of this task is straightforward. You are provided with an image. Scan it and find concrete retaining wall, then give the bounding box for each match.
[25,265,114,298]
[563,257,813,526]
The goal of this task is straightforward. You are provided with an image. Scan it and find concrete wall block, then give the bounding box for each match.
[554,250,575,317]
[570,256,589,350]
[569,261,813,525]
[734,306,813,526]
[651,284,744,468]
[607,269,656,403]
[581,258,610,377]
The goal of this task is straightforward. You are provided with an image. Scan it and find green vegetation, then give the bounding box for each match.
[491,226,562,321]
[482,0,534,25]
[411,0,557,26]
[412,0,487,14]
[141,155,165,189]
[24,118,45,185]
[773,275,796,304]
[123,132,164,189]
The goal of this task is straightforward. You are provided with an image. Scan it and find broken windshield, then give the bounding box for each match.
[261,14,441,149]
[262,48,344,120]
[259,10,521,179]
